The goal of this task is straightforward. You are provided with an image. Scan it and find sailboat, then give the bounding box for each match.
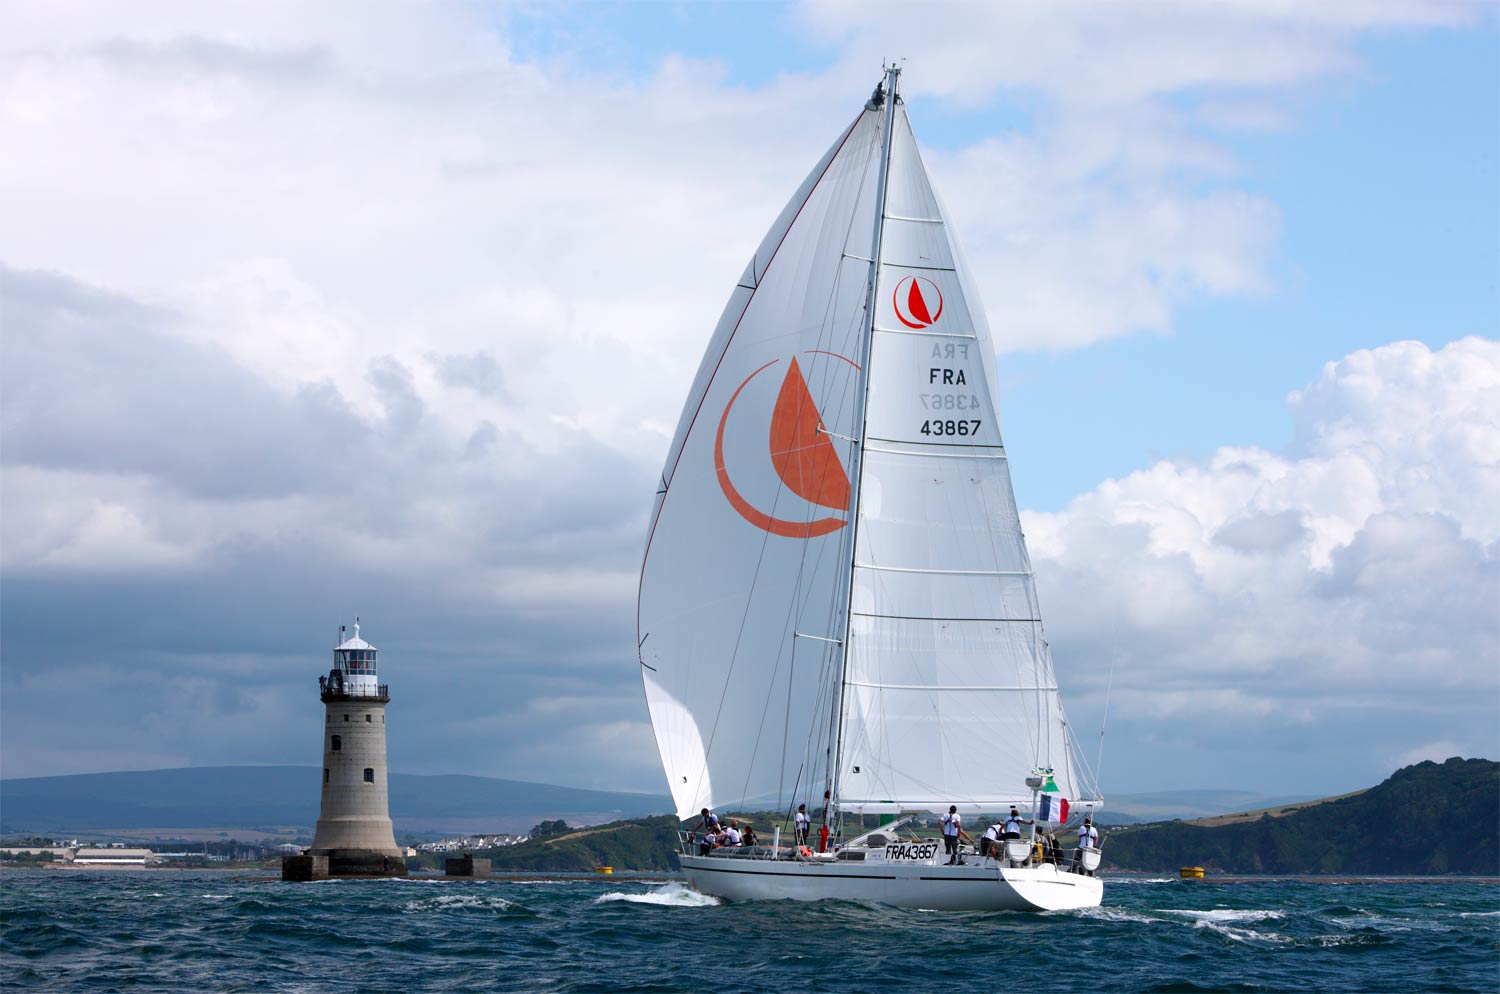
[636,67,1104,912]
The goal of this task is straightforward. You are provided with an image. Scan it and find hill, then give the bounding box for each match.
[1102,788,1325,824]
[1104,758,1499,875]
[1182,789,1367,828]
[0,767,670,837]
[471,816,687,872]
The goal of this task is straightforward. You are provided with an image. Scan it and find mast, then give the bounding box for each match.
[824,64,902,831]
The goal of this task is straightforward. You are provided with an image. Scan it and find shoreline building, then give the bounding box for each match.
[284,621,406,881]
[72,848,153,866]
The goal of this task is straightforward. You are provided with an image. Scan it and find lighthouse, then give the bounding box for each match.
[285,620,406,880]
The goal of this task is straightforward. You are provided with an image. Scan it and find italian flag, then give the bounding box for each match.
[1037,792,1070,824]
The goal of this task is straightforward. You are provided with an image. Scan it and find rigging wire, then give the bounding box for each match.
[1094,650,1117,795]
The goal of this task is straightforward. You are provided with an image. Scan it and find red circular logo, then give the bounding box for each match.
[893,275,943,329]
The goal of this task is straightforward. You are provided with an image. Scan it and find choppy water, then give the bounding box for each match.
[2,870,1496,992]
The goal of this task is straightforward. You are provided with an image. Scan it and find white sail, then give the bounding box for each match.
[639,102,887,819]
[837,104,1079,813]
[639,80,1084,822]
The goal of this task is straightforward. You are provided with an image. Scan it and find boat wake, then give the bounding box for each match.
[1164,908,1290,944]
[595,883,721,908]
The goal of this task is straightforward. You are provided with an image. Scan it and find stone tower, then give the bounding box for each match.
[307,620,405,877]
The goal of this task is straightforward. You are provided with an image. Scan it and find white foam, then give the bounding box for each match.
[1176,910,1288,944]
[595,882,721,907]
[1069,905,1158,925]
[1202,922,1291,944]
[1165,908,1285,923]
[400,893,513,912]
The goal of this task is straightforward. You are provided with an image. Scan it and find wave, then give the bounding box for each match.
[595,883,721,907]
[400,893,515,912]
[1070,905,1160,925]
[1163,909,1285,923]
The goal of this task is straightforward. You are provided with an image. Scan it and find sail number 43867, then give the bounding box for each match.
[920,420,982,437]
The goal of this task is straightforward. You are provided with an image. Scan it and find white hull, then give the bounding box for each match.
[681,855,1102,912]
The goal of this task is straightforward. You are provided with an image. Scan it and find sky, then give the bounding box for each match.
[1,0,1496,801]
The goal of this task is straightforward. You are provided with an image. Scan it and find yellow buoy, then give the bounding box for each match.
[1179,866,1205,879]
[595,865,613,875]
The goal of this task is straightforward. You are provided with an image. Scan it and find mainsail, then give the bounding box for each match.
[639,77,1084,821]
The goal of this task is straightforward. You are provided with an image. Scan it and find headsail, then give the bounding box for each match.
[639,75,1084,821]
[837,102,1080,813]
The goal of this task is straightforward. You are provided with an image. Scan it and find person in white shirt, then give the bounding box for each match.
[1072,817,1099,874]
[722,823,742,846]
[794,804,811,847]
[979,820,1003,859]
[939,806,973,865]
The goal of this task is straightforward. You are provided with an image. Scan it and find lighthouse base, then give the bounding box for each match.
[282,849,408,881]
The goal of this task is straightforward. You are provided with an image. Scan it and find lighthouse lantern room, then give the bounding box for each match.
[330,620,382,698]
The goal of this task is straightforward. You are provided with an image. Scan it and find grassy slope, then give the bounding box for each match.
[1183,789,1368,828]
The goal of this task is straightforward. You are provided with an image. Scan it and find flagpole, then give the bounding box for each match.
[1026,770,1044,862]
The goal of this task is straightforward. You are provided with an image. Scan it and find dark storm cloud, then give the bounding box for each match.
[0,265,660,788]
[1,265,368,501]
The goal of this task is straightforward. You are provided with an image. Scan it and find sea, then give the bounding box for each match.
[2,870,1496,993]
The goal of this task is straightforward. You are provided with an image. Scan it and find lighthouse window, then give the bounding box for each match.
[323,768,329,784]
[331,735,342,752]
[363,768,374,783]
[343,714,349,722]
[365,714,372,722]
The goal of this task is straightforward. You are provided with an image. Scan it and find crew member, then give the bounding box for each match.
[940,806,973,865]
[1002,807,1032,839]
[741,824,757,847]
[979,819,1003,859]
[722,821,742,847]
[818,790,832,853]
[1073,816,1099,874]
[794,804,811,847]
[694,808,720,856]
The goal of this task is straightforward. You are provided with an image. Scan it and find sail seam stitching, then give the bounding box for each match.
[852,612,1040,622]
[846,681,1060,691]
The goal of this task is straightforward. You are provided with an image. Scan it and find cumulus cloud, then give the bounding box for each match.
[0,264,653,785]
[1028,338,1500,789]
[0,2,1491,793]
[805,0,1478,349]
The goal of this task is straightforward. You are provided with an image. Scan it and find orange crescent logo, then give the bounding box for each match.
[715,352,858,538]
